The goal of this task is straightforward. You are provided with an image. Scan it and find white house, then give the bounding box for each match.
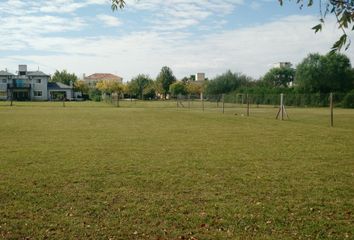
[0,65,74,101]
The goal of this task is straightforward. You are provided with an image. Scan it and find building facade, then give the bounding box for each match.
[273,62,292,68]
[0,65,73,101]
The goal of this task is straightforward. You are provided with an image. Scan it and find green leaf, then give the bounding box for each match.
[312,24,322,33]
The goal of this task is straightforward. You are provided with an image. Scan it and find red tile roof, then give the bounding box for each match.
[85,73,122,81]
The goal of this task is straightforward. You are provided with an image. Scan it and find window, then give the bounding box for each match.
[0,91,7,97]
[34,91,42,97]
[1,79,6,83]
[35,79,41,84]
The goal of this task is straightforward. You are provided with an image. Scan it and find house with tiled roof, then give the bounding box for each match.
[83,73,123,87]
[0,65,73,101]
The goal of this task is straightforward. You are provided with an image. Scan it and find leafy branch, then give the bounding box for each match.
[111,0,126,11]
[279,0,354,52]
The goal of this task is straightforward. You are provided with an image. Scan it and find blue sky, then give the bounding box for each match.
[0,0,353,81]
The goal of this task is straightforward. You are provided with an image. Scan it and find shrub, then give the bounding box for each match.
[89,88,102,102]
[342,90,354,108]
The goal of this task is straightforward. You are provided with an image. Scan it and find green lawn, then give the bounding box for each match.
[0,101,353,239]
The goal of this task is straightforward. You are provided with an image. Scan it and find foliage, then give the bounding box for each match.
[96,80,124,94]
[279,0,354,52]
[295,52,354,93]
[128,74,154,99]
[342,89,354,108]
[156,66,176,99]
[88,88,102,101]
[51,70,78,86]
[111,0,126,10]
[186,81,203,95]
[142,81,157,99]
[262,66,295,88]
[74,80,89,95]
[205,70,252,95]
[169,82,187,96]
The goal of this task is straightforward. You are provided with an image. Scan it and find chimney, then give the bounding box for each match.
[19,65,27,76]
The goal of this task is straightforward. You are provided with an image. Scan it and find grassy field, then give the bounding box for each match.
[0,101,353,239]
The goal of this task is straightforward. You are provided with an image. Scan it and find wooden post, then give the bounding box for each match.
[276,93,289,120]
[246,93,250,116]
[222,94,225,114]
[176,95,179,109]
[62,97,65,107]
[201,92,204,112]
[280,93,283,120]
[10,89,13,106]
[188,94,191,110]
[330,92,333,127]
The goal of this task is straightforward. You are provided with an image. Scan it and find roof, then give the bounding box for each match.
[27,71,50,77]
[0,70,14,76]
[85,73,122,81]
[48,82,72,90]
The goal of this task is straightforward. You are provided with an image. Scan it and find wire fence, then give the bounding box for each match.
[0,92,347,109]
[1,92,352,127]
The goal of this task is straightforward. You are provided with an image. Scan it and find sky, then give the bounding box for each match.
[0,0,353,81]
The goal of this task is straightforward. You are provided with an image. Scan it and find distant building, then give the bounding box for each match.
[0,65,73,101]
[83,73,123,87]
[195,73,205,82]
[273,62,292,68]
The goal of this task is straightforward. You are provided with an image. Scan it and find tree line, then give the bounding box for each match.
[50,52,354,107]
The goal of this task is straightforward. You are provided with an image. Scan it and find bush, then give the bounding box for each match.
[342,90,354,108]
[89,88,102,102]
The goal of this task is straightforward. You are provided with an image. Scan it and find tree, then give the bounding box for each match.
[169,82,187,96]
[142,81,157,99]
[295,52,354,93]
[263,66,295,88]
[96,79,124,95]
[205,70,252,95]
[113,0,354,52]
[74,80,89,95]
[128,74,153,99]
[156,66,176,99]
[186,81,203,95]
[51,70,78,86]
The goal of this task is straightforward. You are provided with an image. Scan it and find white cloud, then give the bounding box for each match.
[97,14,122,27]
[0,1,353,82]
[0,0,107,15]
[2,15,353,81]
[126,0,244,31]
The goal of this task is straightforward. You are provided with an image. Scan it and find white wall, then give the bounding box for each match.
[31,77,48,100]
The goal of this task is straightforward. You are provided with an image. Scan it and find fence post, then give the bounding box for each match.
[276,93,289,120]
[10,90,13,106]
[281,93,283,120]
[188,94,191,110]
[62,97,65,107]
[330,92,333,127]
[201,92,204,112]
[246,93,250,116]
[176,95,179,109]
[222,94,225,114]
